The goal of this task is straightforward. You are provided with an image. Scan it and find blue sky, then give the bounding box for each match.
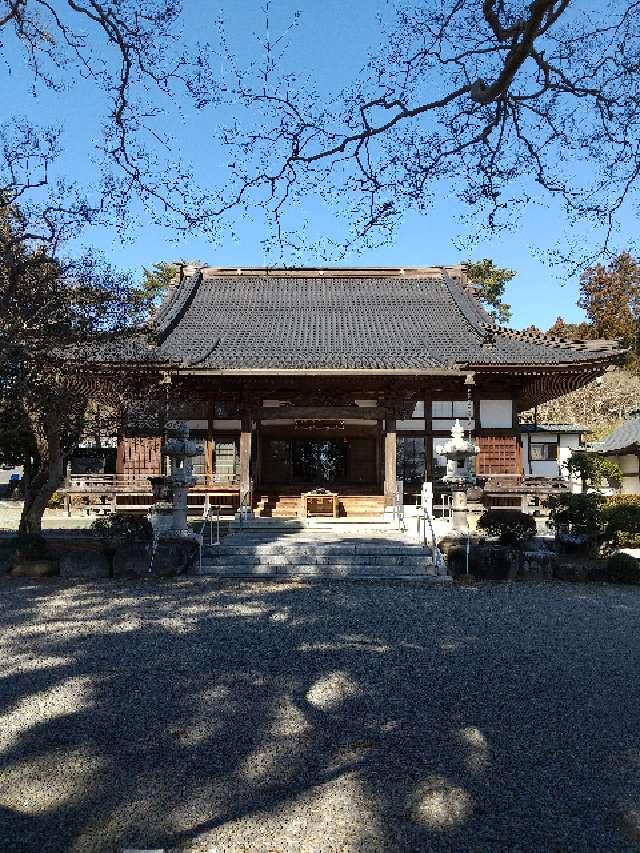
[2,0,637,329]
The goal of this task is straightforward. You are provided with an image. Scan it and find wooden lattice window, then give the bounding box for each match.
[117,437,162,477]
[213,438,238,482]
[477,435,522,476]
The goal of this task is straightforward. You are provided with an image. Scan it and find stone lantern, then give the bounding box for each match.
[435,419,480,531]
[148,422,202,573]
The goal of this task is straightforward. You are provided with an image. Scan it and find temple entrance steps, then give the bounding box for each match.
[198,521,442,580]
[253,494,300,518]
[253,492,385,519]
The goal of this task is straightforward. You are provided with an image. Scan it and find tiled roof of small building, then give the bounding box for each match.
[599,418,640,453]
[520,423,588,433]
[88,268,624,371]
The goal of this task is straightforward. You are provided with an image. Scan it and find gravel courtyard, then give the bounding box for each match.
[1,578,640,852]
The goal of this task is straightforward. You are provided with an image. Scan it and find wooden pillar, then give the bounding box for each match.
[254,416,262,489]
[376,417,384,491]
[206,397,215,479]
[384,413,397,509]
[239,409,252,501]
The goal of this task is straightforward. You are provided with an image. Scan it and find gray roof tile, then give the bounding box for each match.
[87,269,624,371]
[600,418,640,453]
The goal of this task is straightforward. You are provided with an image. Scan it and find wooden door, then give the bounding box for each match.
[348,438,376,484]
[262,439,292,484]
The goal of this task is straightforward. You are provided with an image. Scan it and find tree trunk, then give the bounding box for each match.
[18,413,65,536]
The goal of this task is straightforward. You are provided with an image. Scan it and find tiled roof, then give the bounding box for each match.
[87,268,624,371]
[599,418,640,453]
[521,424,588,433]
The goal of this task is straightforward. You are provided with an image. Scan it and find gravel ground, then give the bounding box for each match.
[1,578,640,852]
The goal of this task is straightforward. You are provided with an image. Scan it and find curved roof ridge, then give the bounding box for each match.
[495,324,623,354]
[440,270,494,330]
[441,269,623,356]
[150,282,179,329]
[153,270,203,345]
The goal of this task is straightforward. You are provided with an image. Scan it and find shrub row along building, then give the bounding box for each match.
[68,265,623,518]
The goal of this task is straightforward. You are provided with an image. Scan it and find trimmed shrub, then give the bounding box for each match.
[604,553,640,585]
[564,451,622,490]
[603,496,640,550]
[547,492,605,534]
[92,513,152,542]
[477,509,536,548]
[447,543,512,580]
[546,492,606,554]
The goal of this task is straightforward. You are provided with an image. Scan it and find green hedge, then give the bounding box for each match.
[477,509,536,548]
[603,553,640,585]
[604,496,640,549]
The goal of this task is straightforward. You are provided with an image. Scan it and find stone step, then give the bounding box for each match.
[214,542,420,551]
[198,563,436,578]
[230,518,394,531]
[203,544,427,556]
[201,555,431,568]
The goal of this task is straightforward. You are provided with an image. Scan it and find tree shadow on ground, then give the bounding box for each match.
[1,578,640,851]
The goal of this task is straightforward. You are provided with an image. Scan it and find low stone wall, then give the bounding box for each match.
[443,537,557,581]
[0,533,199,579]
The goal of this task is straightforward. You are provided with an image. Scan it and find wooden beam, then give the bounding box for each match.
[258,406,385,420]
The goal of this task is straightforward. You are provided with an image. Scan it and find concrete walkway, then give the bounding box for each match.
[0,501,96,532]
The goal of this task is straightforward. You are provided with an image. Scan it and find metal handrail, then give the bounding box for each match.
[197,504,224,574]
[394,479,405,531]
[415,483,443,574]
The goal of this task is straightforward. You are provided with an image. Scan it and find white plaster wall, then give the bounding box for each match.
[522,432,561,478]
[480,400,512,428]
[432,400,468,418]
[559,434,582,485]
[619,453,639,474]
[397,419,426,430]
[522,430,596,490]
[616,453,640,494]
[433,418,476,432]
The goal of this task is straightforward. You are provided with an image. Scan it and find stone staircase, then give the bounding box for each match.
[253,493,301,518]
[199,519,446,580]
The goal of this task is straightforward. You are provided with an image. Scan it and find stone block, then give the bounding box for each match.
[112,543,152,578]
[151,539,199,576]
[12,559,59,577]
[59,544,111,579]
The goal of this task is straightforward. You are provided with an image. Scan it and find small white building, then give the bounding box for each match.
[520,424,586,484]
[597,417,640,494]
